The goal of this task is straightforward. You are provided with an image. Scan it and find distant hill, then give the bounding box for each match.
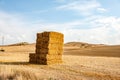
[2,41,107,47]
[64,42,105,48]
[8,42,30,46]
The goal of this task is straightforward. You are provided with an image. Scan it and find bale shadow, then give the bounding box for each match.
[0,62,29,65]
[0,62,50,65]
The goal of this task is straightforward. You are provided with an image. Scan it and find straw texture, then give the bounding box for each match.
[29,31,64,65]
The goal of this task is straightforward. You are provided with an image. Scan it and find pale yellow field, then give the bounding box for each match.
[0,44,120,80]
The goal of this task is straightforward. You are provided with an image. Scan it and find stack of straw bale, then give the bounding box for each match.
[29,53,36,63]
[29,31,64,65]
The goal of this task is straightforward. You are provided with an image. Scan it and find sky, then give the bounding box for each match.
[0,0,120,45]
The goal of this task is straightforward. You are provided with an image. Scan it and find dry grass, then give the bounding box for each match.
[0,44,120,80]
[0,65,56,80]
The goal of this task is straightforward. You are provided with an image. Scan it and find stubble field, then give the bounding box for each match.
[0,43,120,80]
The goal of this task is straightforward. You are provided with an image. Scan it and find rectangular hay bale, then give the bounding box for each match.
[29,31,64,65]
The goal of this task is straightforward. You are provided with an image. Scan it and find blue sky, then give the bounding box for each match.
[0,0,120,45]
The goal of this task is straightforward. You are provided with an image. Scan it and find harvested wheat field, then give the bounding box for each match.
[0,42,120,80]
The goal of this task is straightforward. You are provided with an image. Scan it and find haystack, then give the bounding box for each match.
[29,31,64,65]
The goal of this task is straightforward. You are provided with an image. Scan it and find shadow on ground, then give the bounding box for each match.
[0,62,29,65]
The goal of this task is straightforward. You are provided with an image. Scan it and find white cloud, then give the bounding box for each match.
[0,11,37,44]
[0,11,120,45]
[38,15,120,45]
[35,15,120,45]
[97,8,107,13]
[56,0,107,16]
[62,16,120,45]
